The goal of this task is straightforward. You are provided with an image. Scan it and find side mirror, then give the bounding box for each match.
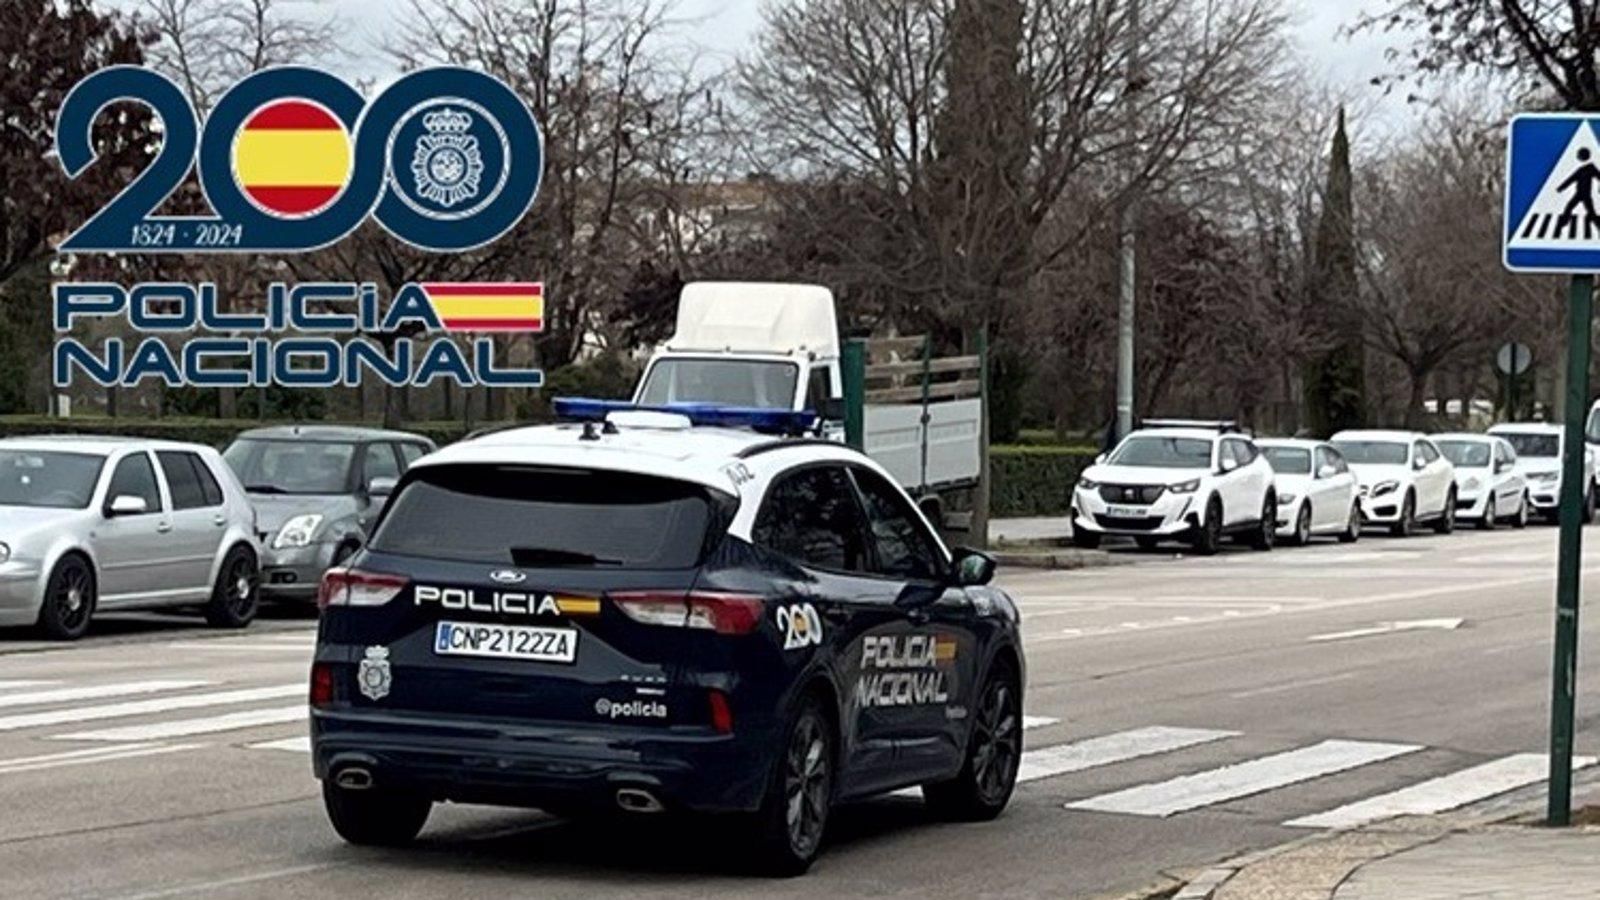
[367,476,397,498]
[1219,457,1239,474]
[105,495,147,517]
[1317,464,1339,480]
[951,547,996,586]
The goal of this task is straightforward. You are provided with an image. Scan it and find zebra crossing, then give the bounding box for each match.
[0,663,1586,832]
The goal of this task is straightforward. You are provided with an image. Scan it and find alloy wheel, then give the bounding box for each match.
[969,678,1020,805]
[784,712,830,858]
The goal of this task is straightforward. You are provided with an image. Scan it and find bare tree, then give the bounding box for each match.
[139,0,343,114]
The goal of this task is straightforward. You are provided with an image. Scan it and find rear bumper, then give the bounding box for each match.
[311,707,772,814]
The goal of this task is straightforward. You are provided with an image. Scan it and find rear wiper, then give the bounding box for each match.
[244,484,287,494]
[509,546,622,567]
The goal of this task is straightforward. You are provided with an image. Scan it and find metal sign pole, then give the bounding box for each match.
[1549,272,1593,826]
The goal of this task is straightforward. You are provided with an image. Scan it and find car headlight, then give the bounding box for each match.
[1372,480,1400,497]
[1077,477,1100,491]
[1169,478,1201,494]
[0,543,9,564]
[272,514,324,549]
[1278,493,1297,505]
[1463,477,1481,490]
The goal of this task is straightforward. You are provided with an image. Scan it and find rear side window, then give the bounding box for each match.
[753,465,870,572]
[157,451,220,510]
[370,466,724,569]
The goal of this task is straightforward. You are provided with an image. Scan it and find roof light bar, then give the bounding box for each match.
[552,397,818,435]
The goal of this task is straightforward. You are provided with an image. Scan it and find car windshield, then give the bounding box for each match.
[637,358,799,410]
[1497,431,1559,458]
[1330,441,1408,465]
[1436,440,1491,468]
[1108,436,1212,469]
[1261,447,1312,475]
[222,439,355,494]
[371,465,724,568]
[0,450,105,509]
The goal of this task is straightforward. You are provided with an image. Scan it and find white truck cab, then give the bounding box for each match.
[632,282,843,421]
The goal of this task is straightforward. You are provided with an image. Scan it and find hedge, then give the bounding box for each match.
[0,415,1096,517]
[990,444,1098,517]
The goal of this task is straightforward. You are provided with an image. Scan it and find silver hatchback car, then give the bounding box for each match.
[0,436,262,640]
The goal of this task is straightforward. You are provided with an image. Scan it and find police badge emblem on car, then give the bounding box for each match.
[358,646,392,701]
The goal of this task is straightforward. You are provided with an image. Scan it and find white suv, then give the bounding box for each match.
[1329,430,1457,537]
[1072,425,1277,554]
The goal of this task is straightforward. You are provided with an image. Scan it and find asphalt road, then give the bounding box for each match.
[3,524,1599,899]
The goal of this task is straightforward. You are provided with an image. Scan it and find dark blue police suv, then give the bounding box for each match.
[310,408,1025,875]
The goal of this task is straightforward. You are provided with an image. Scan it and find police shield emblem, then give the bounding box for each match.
[357,645,392,701]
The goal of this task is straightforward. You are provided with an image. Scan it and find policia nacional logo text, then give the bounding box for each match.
[855,634,957,708]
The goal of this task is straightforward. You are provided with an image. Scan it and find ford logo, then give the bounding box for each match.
[489,569,526,585]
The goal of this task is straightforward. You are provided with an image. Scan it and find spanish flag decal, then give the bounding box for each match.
[421,282,544,332]
[232,100,352,217]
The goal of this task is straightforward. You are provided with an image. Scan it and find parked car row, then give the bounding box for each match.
[1069,420,1597,554]
[0,425,436,640]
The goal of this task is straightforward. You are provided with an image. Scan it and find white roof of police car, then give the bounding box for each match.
[1331,429,1426,443]
[411,422,875,494]
[0,435,215,456]
[1489,422,1563,435]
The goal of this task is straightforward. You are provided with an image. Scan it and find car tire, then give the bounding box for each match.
[322,779,431,847]
[1479,495,1498,531]
[1071,528,1101,550]
[1390,492,1416,538]
[1191,498,1223,556]
[1514,493,1530,529]
[1433,489,1457,535]
[749,694,834,877]
[1290,503,1312,546]
[204,545,260,629]
[1339,503,1361,543]
[1247,494,1276,551]
[924,658,1021,822]
[35,554,96,641]
[1134,536,1161,551]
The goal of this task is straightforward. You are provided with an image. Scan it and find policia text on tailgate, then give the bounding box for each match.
[309,406,1025,875]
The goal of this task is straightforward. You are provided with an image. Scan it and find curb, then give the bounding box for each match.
[992,548,1125,569]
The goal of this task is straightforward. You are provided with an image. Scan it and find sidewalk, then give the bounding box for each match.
[987,515,1126,570]
[989,515,1073,544]
[1179,814,1600,900]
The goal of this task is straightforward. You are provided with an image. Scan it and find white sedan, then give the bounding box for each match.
[1330,430,1457,537]
[1488,422,1597,523]
[1433,433,1529,529]
[1257,439,1362,545]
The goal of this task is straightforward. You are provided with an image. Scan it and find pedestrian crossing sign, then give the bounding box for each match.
[1505,113,1600,272]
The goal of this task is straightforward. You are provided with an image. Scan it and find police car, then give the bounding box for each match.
[310,401,1025,875]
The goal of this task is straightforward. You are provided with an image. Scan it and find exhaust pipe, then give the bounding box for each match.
[615,788,664,813]
[334,767,374,791]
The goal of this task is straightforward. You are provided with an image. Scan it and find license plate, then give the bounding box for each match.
[434,621,578,664]
[1106,504,1149,518]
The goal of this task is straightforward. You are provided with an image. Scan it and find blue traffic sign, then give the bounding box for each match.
[1504,114,1600,272]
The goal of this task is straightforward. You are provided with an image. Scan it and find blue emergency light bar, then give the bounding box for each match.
[552,397,819,435]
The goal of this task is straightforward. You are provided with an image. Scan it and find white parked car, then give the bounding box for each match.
[0,436,262,640]
[1433,433,1530,529]
[1329,430,1457,537]
[1072,424,1277,554]
[1256,438,1362,545]
[1487,423,1596,523]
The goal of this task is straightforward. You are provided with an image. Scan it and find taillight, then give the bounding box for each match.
[316,567,409,610]
[310,662,334,708]
[708,689,734,734]
[610,591,765,635]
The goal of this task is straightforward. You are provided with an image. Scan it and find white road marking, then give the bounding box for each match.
[1020,726,1237,785]
[0,742,202,775]
[1022,715,1060,730]
[1285,753,1598,829]
[0,680,209,710]
[0,684,302,732]
[56,705,306,742]
[1065,739,1422,817]
[249,736,311,753]
[1229,672,1356,699]
[104,863,343,900]
[0,680,58,689]
[1307,618,1464,643]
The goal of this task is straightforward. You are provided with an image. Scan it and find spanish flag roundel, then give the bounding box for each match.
[231,100,352,218]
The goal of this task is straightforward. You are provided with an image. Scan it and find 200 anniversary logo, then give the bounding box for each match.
[52,64,546,389]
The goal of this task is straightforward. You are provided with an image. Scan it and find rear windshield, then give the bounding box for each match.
[370,465,726,569]
[1261,447,1311,475]
[1436,440,1490,468]
[1497,432,1559,458]
[1330,441,1407,465]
